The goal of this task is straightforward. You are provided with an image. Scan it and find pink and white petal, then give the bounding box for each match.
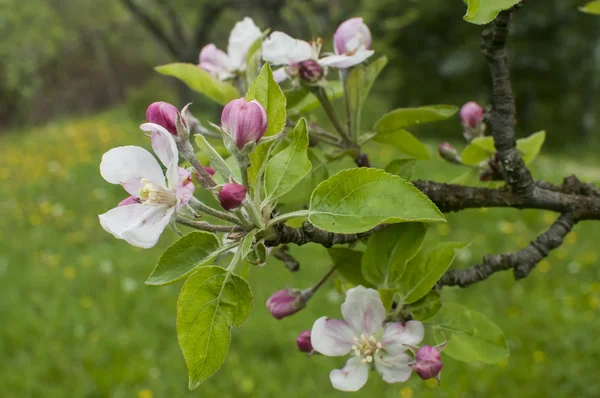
[262,32,312,65]
[341,286,386,336]
[227,17,262,71]
[100,146,165,189]
[330,357,369,392]
[118,195,139,207]
[121,205,175,249]
[374,352,413,384]
[318,50,374,69]
[381,321,425,355]
[98,203,157,240]
[272,67,289,83]
[141,123,180,189]
[311,316,355,356]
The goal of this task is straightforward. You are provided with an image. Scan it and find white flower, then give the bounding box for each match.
[319,17,374,69]
[98,124,195,248]
[311,286,424,392]
[199,17,262,80]
[261,31,322,83]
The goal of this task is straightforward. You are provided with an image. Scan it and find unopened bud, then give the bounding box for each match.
[218,183,246,210]
[146,101,183,136]
[266,288,308,320]
[334,18,372,56]
[438,142,461,164]
[221,98,268,150]
[460,101,484,129]
[298,60,323,84]
[414,345,444,382]
[296,330,314,353]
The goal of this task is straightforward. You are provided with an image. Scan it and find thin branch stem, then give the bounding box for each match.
[312,86,353,145]
[189,197,241,225]
[176,216,242,233]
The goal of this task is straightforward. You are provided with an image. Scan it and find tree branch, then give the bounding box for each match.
[120,0,181,57]
[436,213,576,288]
[482,8,534,196]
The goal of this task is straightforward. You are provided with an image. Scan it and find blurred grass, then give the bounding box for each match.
[1,109,600,397]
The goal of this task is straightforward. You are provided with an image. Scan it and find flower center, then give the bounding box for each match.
[139,178,177,207]
[352,334,382,364]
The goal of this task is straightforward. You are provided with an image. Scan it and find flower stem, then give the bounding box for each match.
[176,216,241,233]
[339,69,357,142]
[309,265,337,295]
[312,86,352,146]
[189,197,242,225]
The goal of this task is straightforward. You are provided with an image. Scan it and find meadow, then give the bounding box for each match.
[1,109,600,397]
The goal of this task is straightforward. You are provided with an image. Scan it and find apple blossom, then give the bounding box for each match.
[218,183,246,210]
[221,97,268,149]
[198,17,262,80]
[266,288,308,319]
[145,101,182,136]
[413,344,445,382]
[438,142,461,164]
[311,286,424,392]
[460,101,486,141]
[98,123,194,248]
[297,330,314,354]
[262,31,324,83]
[319,18,374,69]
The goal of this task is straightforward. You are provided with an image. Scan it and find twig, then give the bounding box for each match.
[436,213,576,287]
[273,246,301,272]
[176,216,242,233]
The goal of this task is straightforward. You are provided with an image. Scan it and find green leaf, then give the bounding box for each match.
[362,223,426,287]
[194,134,235,181]
[373,130,431,160]
[328,248,372,287]
[280,147,330,206]
[347,56,388,134]
[425,303,509,363]
[146,232,232,286]
[460,136,495,165]
[580,1,600,15]
[378,288,396,312]
[177,267,253,389]
[246,63,286,137]
[516,130,545,165]
[155,63,239,106]
[245,29,270,86]
[405,291,442,321]
[285,81,344,114]
[385,159,416,180]
[265,118,312,201]
[308,168,445,234]
[399,242,467,303]
[374,105,458,133]
[464,0,520,25]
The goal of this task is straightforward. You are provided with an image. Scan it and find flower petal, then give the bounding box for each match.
[227,17,262,71]
[341,286,386,336]
[381,320,424,355]
[272,67,289,83]
[311,316,355,356]
[100,146,165,194]
[374,352,413,384]
[262,31,312,65]
[318,50,374,69]
[329,357,369,392]
[140,123,179,189]
[121,205,175,249]
[99,203,158,240]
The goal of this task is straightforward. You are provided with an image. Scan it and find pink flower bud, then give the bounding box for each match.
[146,102,183,136]
[438,142,461,164]
[296,330,313,353]
[414,345,444,381]
[221,98,268,149]
[203,166,215,176]
[298,60,323,84]
[334,18,372,56]
[218,183,246,210]
[460,101,484,129]
[266,289,307,320]
[118,196,140,207]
